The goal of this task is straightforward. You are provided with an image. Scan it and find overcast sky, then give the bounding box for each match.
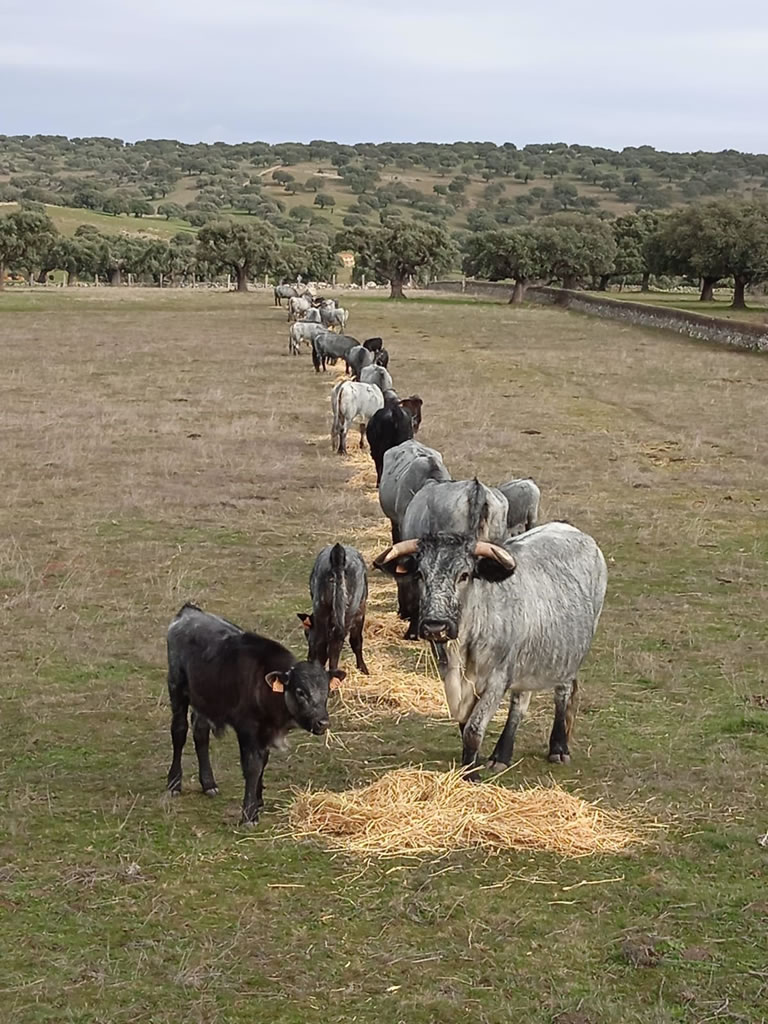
[2,0,766,152]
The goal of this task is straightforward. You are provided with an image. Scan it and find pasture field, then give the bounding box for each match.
[1,290,767,1024]
[587,288,768,324]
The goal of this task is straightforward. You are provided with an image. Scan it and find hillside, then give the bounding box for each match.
[2,136,768,242]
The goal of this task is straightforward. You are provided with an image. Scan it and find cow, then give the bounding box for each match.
[330,380,384,454]
[374,348,389,369]
[274,284,298,306]
[498,478,541,534]
[298,543,369,676]
[359,364,393,394]
[312,332,359,373]
[374,522,607,779]
[346,344,374,379]
[313,297,337,310]
[379,440,452,541]
[165,603,344,825]
[288,321,325,356]
[363,337,383,353]
[396,478,509,639]
[321,306,349,332]
[300,307,322,323]
[288,295,313,321]
[366,394,424,485]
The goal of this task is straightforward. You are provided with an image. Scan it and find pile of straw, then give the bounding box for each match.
[289,767,644,858]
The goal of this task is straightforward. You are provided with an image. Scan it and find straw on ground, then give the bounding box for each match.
[288,767,647,858]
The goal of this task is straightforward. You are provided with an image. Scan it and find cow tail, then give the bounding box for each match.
[331,386,341,450]
[565,679,579,739]
[329,543,347,639]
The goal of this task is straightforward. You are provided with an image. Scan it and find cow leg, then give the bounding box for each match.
[166,666,189,794]
[548,679,578,764]
[327,633,344,673]
[390,521,402,544]
[236,729,265,826]
[349,613,369,675]
[255,749,269,812]
[396,576,419,639]
[191,711,218,796]
[488,690,533,773]
[461,680,508,782]
[359,424,367,450]
[339,423,348,455]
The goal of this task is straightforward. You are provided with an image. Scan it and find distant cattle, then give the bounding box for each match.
[498,478,541,534]
[378,440,452,543]
[359,364,393,394]
[362,337,383,353]
[345,345,374,379]
[288,295,313,321]
[165,604,343,825]
[366,394,424,485]
[298,543,369,676]
[289,321,325,356]
[330,380,384,454]
[312,332,359,373]
[274,284,299,306]
[321,306,349,332]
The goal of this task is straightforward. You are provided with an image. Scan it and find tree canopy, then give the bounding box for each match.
[340,222,456,298]
[196,220,278,291]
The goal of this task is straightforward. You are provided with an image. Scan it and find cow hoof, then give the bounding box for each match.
[169,788,182,797]
[203,787,219,797]
[358,664,370,676]
[548,752,571,764]
[486,759,509,775]
[238,816,260,828]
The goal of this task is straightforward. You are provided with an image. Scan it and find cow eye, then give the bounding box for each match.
[458,571,470,583]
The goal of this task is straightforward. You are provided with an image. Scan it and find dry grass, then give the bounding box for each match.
[288,767,646,858]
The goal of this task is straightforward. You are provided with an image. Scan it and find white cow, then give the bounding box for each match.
[288,321,325,356]
[288,296,313,321]
[330,381,384,455]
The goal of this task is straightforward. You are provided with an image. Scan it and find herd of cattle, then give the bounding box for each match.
[166,287,608,827]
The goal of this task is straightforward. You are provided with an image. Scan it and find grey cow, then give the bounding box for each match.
[321,306,349,331]
[397,478,509,639]
[274,284,299,306]
[359,364,393,394]
[378,440,452,543]
[289,321,325,356]
[346,344,374,379]
[375,522,607,778]
[312,332,359,372]
[497,478,541,534]
[298,543,369,675]
[330,380,384,454]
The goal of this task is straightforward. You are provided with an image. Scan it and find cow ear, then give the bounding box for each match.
[296,613,313,631]
[474,558,516,583]
[328,669,346,690]
[265,671,289,692]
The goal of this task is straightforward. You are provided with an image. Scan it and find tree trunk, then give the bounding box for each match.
[699,277,716,302]
[597,273,611,291]
[731,276,747,309]
[0,261,5,290]
[640,271,650,292]
[236,266,249,292]
[389,274,406,300]
[108,268,122,286]
[37,269,49,284]
[562,274,578,290]
[509,278,528,304]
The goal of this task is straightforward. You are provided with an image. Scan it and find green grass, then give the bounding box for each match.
[1,290,767,1023]
[3,202,194,239]
[588,287,768,323]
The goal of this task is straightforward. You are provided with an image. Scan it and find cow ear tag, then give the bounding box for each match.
[265,672,285,693]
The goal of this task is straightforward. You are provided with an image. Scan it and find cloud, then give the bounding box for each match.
[1,0,767,149]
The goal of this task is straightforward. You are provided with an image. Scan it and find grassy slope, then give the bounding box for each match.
[1,290,767,1023]
[3,202,193,239]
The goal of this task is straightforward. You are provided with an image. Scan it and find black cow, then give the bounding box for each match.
[363,337,383,353]
[165,603,343,826]
[298,543,369,675]
[374,348,389,369]
[366,394,424,485]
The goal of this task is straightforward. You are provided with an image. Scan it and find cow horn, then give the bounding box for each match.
[474,541,516,570]
[376,539,420,564]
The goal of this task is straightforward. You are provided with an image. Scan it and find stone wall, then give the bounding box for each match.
[425,281,768,354]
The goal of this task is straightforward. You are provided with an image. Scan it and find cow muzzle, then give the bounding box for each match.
[311,719,330,735]
[419,619,457,643]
